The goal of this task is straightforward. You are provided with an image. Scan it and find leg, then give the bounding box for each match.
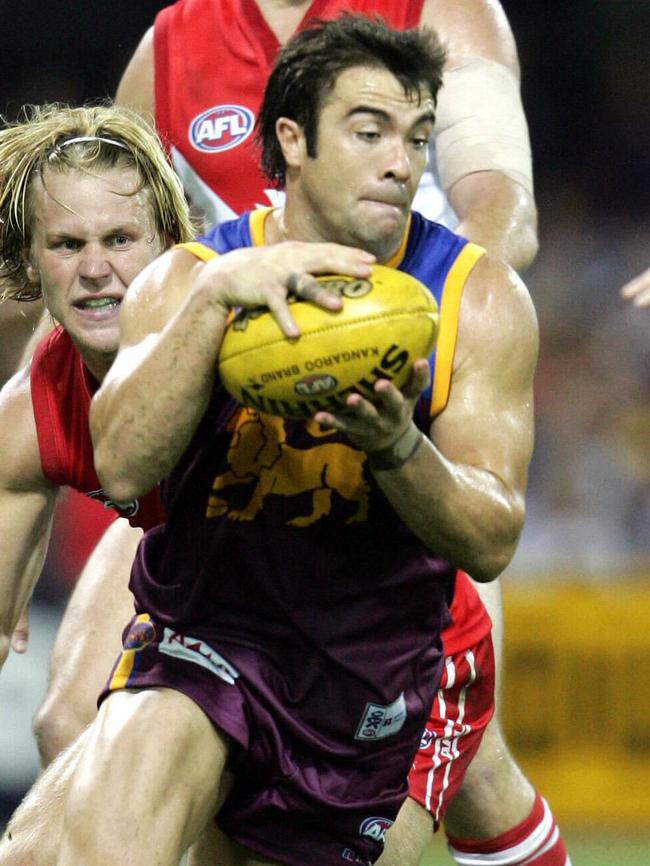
[379,631,495,866]
[55,687,231,866]
[32,519,142,766]
[0,728,90,866]
[377,797,433,866]
[444,578,572,865]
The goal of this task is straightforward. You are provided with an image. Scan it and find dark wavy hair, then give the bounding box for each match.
[257,14,446,188]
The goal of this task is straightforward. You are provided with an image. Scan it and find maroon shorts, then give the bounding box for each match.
[407,631,495,827]
[101,614,439,866]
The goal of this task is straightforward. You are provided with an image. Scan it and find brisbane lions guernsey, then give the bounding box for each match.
[30,327,165,530]
[128,211,484,746]
[154,0,432,227]
[177,209,491,652]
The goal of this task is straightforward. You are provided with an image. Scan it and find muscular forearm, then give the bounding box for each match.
[449,172,538,272]
[91,288,229,503]
[370,425,525,582]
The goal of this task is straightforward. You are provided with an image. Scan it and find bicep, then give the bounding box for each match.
[431,258,538,493]
[421,0,520,72]
[115,26,155,118]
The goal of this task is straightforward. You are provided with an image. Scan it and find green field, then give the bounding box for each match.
[419,827,650,866]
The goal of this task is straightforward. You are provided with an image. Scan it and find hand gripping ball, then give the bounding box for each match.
[218,264,439,419]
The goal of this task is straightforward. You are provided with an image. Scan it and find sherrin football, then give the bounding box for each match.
[217,264,439,419]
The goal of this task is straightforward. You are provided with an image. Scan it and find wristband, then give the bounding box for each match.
[366,423,424,471]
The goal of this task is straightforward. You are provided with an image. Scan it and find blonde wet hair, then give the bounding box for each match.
[0,102,194,301]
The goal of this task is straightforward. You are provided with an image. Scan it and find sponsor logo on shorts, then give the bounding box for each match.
[419,727,435,749]
[159,628,239,684]
[341,849,372,864]
[355,692,407,740]
[189,105,254,153]
[359,816,394,842]
[123,618,156,650]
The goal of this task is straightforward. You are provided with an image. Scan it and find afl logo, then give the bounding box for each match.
[189,104,255,153]
[294,374,338,397]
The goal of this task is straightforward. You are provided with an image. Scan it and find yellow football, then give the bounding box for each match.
[217,264,439,419]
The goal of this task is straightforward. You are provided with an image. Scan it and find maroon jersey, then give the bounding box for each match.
[30,326,165,530]
[154,0,424,224]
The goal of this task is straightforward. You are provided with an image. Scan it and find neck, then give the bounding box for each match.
[80,349,116,385]
[265,204,406,265]
[254,0,312,44]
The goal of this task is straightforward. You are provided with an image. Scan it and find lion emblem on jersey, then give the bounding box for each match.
[207,411,369,525]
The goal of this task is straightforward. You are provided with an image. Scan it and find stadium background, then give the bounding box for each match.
[0,1,648,862]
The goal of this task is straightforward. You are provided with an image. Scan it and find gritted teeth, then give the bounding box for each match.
[74,297,121,309]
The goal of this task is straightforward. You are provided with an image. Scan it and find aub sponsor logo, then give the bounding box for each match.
[189,104,255,153]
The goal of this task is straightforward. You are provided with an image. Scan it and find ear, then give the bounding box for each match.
[275,117,305,171]
[22,248,40,285]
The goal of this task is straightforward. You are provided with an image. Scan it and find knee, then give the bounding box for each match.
[32,693,91,768]
[0,823,40,866]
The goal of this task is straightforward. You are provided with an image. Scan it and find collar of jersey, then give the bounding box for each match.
[248,207,412,269]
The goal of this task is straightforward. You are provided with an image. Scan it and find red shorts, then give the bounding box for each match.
[408,630,495,827]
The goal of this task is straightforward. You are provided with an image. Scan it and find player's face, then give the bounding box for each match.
[25,165,166,378]
[291,65,434,260]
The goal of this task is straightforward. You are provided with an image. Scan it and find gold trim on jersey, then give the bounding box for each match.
[250,207,273,246]
[383,214,412,269]
[175,241,218,261]
[430,242,486,417]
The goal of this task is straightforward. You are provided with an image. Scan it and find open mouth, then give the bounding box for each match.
[73,297,121,311]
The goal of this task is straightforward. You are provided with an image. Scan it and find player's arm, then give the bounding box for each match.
[90,243,374,503]
[115,26,155,117]
[421,0,538,271]
[0,367,58,670]
[316,257,538,582]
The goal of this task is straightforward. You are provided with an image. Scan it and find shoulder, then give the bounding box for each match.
[456,254,538,376]
[0,366,50,489]
[115,25,155,116]
[420,0,520,72]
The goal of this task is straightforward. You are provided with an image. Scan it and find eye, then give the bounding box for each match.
[109,234,132,248]
[356,130,381,142]
[411,137,430,151]
[52,238,81,252]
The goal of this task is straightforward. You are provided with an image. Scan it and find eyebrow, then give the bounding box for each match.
[345,106,436,126]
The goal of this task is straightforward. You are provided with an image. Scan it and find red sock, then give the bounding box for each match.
[446,793,572,865]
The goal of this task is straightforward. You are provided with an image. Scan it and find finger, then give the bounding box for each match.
[620,269,650,299]
[266,290,300,338]
[287,273,342,311]
[403,358,431,397]
[632,285,650,307]
[11,609,30,654]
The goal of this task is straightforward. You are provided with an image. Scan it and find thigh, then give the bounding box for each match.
[36,520,141,751]
[0,728,90,866]
[58,688,232,866]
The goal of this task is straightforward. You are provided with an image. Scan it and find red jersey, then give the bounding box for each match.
[154,0,424,225]
[30,326,165,531]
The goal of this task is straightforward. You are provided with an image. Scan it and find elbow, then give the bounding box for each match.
[510,225,539,274]
[466,502,526,583]
[92,434,141,505]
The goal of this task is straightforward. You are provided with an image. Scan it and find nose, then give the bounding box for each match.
[382,140,412,184]
[78,243,112,282]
